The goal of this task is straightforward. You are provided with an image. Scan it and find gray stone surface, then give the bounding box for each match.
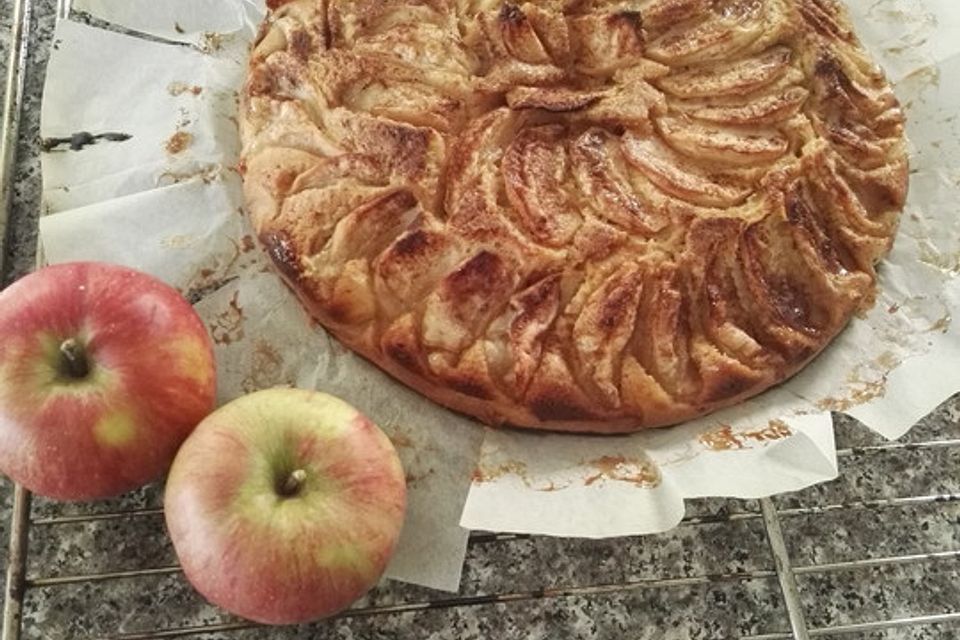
[4,0,55,286]
[1,4,959,640]
[0,12,11,78]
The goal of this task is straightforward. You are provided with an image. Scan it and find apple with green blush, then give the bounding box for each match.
[164,388,407,625]
[0,262,217,500]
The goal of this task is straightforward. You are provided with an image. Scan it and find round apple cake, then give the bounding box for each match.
[239,0,908,433]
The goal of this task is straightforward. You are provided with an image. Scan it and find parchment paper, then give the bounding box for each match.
[38,17,484,593]
[37,1,960,589]
[72,0,264,45]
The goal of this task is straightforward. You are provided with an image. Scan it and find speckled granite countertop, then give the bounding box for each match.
[1,3,959,639]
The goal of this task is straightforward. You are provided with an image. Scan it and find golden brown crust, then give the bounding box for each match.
[240,0,908,433]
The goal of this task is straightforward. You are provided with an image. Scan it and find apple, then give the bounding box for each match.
[0,262,217,500]
[164,388,407,625]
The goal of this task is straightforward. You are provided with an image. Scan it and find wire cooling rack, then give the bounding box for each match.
[3,432,960,640]
[2,2,959,639]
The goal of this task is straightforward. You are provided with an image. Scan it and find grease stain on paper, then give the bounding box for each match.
[198,32,226,53]
[472,455,660,491]
[159,164,221,186]
[929,313,952,333]
[582,455,661,488]
[168,81,203,97]
[913,232,960,275]
[405,468,436,485]
[901,64,942,90]
[472,461,530,484]
[388,429,415,450]
[816,351,901,412]
[209,291,245,345]
[699,420,793,451]
[184,275,238,305]
[161,234,195,248]
[240,340,285,392]
[386,424,439,487]
[817,383,886,413]
[871,1,937,58]
[182,236,264,304]
[166,131,193,155]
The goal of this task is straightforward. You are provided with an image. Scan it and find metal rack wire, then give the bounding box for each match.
[2,4,959,639]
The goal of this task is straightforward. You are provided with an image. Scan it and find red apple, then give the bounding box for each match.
[164,388,407,625]
[0,262,216,500]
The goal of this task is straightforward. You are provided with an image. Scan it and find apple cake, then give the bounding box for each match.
[239,0,908,433]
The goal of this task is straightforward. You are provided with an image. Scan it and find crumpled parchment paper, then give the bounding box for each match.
[36,0,960,590]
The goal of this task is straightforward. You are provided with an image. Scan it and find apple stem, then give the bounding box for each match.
[59,338,90,379]
[280,469,308,497]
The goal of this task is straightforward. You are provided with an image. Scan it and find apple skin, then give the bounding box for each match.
[164,388,407,625]
[0,262,217,500]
